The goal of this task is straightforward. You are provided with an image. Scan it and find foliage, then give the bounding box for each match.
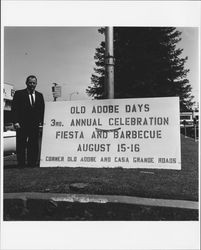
[86,27,194,110]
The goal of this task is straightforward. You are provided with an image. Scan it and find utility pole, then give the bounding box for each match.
[105,27,114,99]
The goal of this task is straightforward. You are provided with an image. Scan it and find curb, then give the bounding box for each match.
[4,192,198,210]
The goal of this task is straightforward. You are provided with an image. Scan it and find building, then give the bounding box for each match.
[3,83,15,128]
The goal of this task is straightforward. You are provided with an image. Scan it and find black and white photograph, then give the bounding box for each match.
[1,1,200,250]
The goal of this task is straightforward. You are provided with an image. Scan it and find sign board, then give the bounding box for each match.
[52,85,61,98]
[3,83,15,100]
[40,97,181,169]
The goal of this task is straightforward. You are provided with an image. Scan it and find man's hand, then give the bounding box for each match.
[14,123,20,129]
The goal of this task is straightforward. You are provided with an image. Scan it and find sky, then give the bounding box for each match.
[4,27,199,103]
[4,27,103,101]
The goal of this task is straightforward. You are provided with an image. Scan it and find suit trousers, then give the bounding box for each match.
[16,125,40,167]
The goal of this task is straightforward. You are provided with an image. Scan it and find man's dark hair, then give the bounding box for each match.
[26,75,37,84]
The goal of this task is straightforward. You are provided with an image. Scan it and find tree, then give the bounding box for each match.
[86,27,194,111]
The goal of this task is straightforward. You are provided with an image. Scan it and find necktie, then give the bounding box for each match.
[31,94,34,107]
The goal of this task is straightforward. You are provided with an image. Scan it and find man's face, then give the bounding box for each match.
[26,78,37,93]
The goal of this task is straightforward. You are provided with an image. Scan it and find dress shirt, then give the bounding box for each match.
[28,91,36,106]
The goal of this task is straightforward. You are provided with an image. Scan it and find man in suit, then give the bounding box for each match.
[12,75,45,168]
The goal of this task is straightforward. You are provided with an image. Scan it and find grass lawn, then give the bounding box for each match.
[4,134,198,201]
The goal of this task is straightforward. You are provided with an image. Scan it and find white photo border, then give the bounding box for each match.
[1,1,200,250]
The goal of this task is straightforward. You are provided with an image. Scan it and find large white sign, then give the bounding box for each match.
[40,97,181,169]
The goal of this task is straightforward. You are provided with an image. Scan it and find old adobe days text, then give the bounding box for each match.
[70,103,150,114]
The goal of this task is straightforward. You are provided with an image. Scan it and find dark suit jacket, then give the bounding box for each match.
[12,89,45,128]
